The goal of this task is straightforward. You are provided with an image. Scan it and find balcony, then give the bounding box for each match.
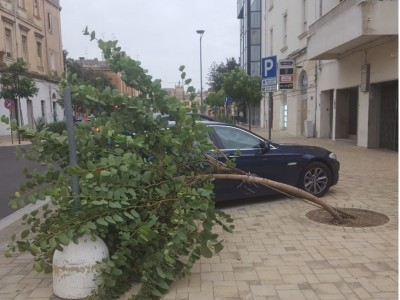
[307,0,398,60]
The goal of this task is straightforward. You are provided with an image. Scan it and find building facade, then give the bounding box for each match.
[237,0,262,126]
[259,0,398,151]
[0,0,63,136]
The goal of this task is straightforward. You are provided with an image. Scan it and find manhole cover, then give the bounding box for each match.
[306,208,390,227]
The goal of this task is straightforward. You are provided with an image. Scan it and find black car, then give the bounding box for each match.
[201,121,340,201]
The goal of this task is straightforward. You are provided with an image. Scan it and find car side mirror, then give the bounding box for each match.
[259,140,270,152]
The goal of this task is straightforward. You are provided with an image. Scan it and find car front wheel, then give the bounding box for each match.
[299,162,332,197]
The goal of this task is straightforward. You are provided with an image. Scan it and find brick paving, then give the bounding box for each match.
[0,129,397,299]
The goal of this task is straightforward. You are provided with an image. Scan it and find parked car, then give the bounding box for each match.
[200,121,340,201]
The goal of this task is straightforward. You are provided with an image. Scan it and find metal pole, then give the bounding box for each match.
[199,36,203,107]
[196,30,205,110]
[268,92,273,140]
[63,87,80,198]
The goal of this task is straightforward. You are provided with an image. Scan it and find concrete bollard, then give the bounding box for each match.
[53,234,109,299]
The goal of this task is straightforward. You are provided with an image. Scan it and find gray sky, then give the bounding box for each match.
[60,0,240,90]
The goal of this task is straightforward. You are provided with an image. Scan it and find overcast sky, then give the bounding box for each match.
[60,0,240,90]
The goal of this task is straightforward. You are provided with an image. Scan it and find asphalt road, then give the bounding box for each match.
[0,146,45,219]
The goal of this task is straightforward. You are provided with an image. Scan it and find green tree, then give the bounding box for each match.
[222,67,262,131]
[205,89,225,116]
[58,50,115,113]
[0,58,39,127]
[2,31,233,299]
[207,57,239,91]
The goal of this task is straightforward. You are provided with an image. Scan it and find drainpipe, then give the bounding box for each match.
[314,61,319,138]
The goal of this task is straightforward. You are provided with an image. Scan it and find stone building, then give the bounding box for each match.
[0,0,64,136]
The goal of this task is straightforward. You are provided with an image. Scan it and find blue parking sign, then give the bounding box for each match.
[261,56,277,79]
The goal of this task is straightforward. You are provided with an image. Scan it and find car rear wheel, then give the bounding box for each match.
[299,162,331,197]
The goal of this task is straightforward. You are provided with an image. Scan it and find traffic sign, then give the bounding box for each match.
[261,56,277,92]
[261,56,277,79]
[4,99,14,110]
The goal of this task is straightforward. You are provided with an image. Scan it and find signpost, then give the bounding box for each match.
[261,56,277,93]
[261,56,277,140]
[278,59,294,90]
[4,99,14,110]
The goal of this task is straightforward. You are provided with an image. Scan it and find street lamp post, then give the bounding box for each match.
[196,30,205,109]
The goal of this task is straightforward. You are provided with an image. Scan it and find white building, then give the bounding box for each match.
[259,0,398,150]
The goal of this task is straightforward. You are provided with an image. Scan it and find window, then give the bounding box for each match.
[283,12,288,47]
[41,100,46,118]
[268,0,273,11]
[18,0,25,9]
[250,28,260,45]
[36,41,43,67]
[52,102,58,121]
[269,27,273,55]
[302,0,308,32]
[212,125,263,149]
[250,45,260,61]
[5,28,13,58]
[250,12,261,28]
[33,0,39,17]
[319,0,323,17]
[250,0,260,11]
[250,61,260,77]
[49,51,55,70]
[47,12,52,32]
[21,35,28,62]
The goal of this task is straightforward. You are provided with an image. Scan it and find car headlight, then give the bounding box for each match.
[329,152,337,160]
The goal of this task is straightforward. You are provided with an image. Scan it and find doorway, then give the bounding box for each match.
[335,87,358,141]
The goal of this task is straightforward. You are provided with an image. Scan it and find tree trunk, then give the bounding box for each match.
[247,101,252,132]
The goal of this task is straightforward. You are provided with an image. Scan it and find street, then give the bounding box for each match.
[0,145,44,219]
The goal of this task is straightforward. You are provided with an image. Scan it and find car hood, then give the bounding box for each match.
[272,142,332,156]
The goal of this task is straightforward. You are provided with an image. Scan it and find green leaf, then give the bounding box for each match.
[96,218,108,226]
[111,268,123,276]
[20,230,30,239]
[33,262,43,272]
[156,266,166,279]
[150,289,163,297]
[86,173,94,179]
[113,214,124,222]
[200,244,213,258]
[109,201,122,209]
[49,238,58,249]
[105,216,116,224]
[100,170,111,177]
[142,171,151,183]
[57,233,70,246]
[155,278,169,290]
[90,31,96,41]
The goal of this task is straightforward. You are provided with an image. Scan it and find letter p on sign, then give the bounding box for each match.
[261,56,277,79]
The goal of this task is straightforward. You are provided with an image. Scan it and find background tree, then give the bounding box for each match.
[58,50,115,113]
[207,57,239,92]
[222,67,261,131]
[205,89,225,117]
[0,58,39,128]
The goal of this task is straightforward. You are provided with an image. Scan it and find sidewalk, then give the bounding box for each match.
[0,134,30,147]
[0,129,397,299]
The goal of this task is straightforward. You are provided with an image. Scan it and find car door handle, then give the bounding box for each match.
[228,155,239,159]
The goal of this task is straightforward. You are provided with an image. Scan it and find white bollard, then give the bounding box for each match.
[53,234,109,299]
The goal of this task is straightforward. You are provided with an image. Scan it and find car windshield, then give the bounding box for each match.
[212,125,264,149]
